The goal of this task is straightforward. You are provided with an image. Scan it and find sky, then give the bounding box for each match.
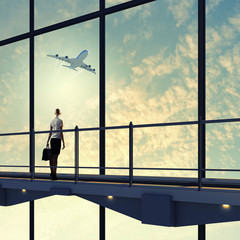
[0,0,240,239]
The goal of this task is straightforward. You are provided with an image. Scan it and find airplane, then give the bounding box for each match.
[47,50,96,74]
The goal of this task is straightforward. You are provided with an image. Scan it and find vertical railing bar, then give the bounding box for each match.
[198,116,202,191]
[75,126,79,183]
[129,121,133,187]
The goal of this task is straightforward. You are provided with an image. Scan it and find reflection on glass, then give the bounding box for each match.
[0,0,29,41]
[36,196,99,239]
[206,123,240,179]
[35,0,98,29]
[107,209,197,240]
[206,0,240,120]
[207,221,240,240]
[106,0,198,126]
[0,40,29,133]
[0,202,28,240]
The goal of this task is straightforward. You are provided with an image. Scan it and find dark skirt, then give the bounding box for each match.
[50,138,61,155]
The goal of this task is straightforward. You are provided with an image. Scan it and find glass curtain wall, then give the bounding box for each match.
[1,0,240,239]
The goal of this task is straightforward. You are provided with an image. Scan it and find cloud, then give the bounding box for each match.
[206,0,223,14]
[106,0,128,5]
[178,34,198,59]
[123,33,137,44]
[229,14,240,32]
[219,55,234,73]
[166,0,195,27]
[123,6,142,20]
[56,9,76,19]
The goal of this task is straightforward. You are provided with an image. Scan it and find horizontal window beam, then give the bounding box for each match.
[0,0,155,47]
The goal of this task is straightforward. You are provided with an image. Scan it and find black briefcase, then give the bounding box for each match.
[42,148,51,161]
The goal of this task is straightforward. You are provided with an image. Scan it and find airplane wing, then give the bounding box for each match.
[81,63,96,74]
[47,54,75,64]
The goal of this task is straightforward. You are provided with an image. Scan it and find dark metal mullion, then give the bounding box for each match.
[30,200,34,240]
[100,1,106,240]
[198,0,206,239]
[29,0,35,240]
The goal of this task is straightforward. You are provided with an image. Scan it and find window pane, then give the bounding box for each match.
[206,122,240,179]
[35,20,99,131]
[106,0,198,178]
[0,0,29,41]
[106,126,198,178]
[0,203,29,240]
[35,0,98,29]
[206,0,240,119]
[0,40,29,133]
[35,131,99,175]
[35,20,99,176]
[0,135,29,172]
[106,0,198,126]
[0,40,29,171]
[207,222,240,240]
[35,132,74,175]
[36,196,99,239]
[107,209,197,240]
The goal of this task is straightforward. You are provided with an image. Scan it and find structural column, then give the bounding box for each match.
[29,0,35,239]
[198,0,206,239]
[100,1,106,240]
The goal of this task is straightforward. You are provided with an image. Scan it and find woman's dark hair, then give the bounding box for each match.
[56,108,60,115]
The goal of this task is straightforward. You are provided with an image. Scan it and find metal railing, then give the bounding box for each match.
[1,117,240,189]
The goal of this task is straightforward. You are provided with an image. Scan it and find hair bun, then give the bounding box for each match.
[56,108,61,115]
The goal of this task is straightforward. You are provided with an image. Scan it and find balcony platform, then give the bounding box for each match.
[1,172,240,227]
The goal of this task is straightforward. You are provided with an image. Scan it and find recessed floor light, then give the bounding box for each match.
[222,204,230,209]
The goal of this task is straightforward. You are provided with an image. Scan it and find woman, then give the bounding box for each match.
[47,108,65,180]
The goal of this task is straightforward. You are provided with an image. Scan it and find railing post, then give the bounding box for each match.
[198,116,202,191]
[75,126,79,184]
[30,128,35,181]
[129,121,133,187]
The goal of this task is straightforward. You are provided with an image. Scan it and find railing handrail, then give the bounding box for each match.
[1,117,240,189]
[1,116,240,137]
[2,165,240,172]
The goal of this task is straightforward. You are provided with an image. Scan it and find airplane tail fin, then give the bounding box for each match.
[62,65,77,71]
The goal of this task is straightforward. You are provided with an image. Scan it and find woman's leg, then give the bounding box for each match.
[53,154,59,175]
[49,154,54,175]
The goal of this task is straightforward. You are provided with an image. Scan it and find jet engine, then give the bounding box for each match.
[65,56,68,58]
[56,54,59,57]
[88,65,91,67]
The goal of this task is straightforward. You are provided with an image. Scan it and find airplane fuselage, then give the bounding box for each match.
[47,50,95,74]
